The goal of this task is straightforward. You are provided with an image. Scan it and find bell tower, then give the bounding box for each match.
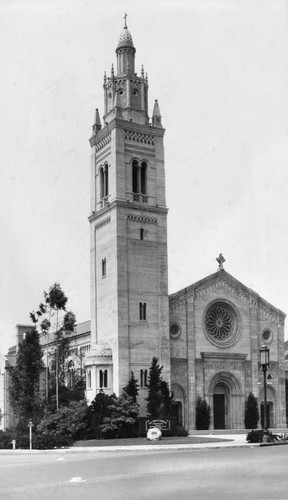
[86,18,170,410]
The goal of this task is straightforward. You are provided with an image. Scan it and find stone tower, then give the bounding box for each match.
[85,20,170,410]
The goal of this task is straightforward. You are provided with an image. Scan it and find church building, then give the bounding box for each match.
[83,20,286,430]
[1,20,286,432]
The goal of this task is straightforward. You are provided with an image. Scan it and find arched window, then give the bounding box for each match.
[140,161,147,194]
[99,369,108,388]
[132,160,147,198]
[132,160,139,193]
[68,360,75,389]
[140,369,148,388]
[100,164,109,200]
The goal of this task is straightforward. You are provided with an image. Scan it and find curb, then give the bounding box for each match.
[0,442,256,454]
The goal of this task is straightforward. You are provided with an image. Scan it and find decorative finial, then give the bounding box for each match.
[124,13,127,28]
[216,253,226,270]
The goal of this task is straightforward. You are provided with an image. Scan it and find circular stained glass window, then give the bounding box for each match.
[205,302,236,342]
[170,323,181,339]
[262,329,272,342]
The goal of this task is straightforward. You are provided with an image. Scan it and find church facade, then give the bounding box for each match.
[83,21,286,430]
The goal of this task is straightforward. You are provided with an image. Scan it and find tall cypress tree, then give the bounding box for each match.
[244,392,259,429]
[123,371,139,403]
[146,357,163,419]
[9,328,44,424]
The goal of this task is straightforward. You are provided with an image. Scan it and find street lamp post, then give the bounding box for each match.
[28,419,33,450]
[259,344,270,444]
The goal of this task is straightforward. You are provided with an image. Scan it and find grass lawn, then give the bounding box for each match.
[74,436,232,447]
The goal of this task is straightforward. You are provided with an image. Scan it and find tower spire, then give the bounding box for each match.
[116,18,136,75]
[93,108,102,134]
[152,100,162,128]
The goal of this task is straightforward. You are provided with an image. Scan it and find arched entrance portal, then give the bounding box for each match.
[213,383,228,429]
[171,383,186,427]
[208,372,244,429]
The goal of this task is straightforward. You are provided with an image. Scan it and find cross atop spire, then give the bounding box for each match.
[124,13,127,28]
[216,253,226,271]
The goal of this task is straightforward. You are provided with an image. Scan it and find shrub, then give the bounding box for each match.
[37,399,87,444]
[246,429,274,443]
[0,430,15,449]
[33,433,73,449]
[246,429,264,443]
[244,393,259,429]
[99,392,139,439]
[195,396,211,430]
[174,426,189,437]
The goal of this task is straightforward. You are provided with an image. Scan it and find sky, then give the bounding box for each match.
[1,0,288,357]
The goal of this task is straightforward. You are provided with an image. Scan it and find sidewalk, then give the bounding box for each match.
[70,433,252,453]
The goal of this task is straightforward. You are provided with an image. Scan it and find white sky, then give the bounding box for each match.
[1,0,288,356]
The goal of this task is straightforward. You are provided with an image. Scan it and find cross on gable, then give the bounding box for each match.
[216,253,226,270]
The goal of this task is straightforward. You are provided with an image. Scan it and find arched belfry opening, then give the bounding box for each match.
[208,371,244,429]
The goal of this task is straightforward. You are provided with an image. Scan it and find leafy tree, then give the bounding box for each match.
[31,283,84,409]
[195,396,211,430]
[100,392,139,439]
[146,357,174,419]
[244,392,259,429]
[36,399,87,443]
[8,328,44,425]
[123,371,139,403]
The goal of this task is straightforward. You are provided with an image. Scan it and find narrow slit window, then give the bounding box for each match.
[140,228,144,240]
[140,369,148,388]
[102,258,106,278]
[139,302,147,320]
[140,162,147,194]
[99,369,108,388]
[132,160,139,193]
[87,370,92,389]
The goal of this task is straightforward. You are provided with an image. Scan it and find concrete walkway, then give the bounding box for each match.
[70,433,252,453]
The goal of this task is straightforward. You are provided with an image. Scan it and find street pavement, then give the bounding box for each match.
[1,444,288,499]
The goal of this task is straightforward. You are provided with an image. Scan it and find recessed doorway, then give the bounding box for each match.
[213,384,227,429]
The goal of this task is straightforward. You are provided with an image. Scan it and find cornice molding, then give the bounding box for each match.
[169,270,286,321]
[89,200,168,222]
[201,352,247,361]
[127,213,157,224]
[90,118,165,148]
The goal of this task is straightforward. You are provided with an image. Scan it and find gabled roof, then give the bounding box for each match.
[169,269,286,322]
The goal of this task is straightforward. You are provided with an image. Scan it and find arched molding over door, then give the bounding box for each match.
[171,383,186,428]
[208,371,242,395]
[207,371,244,430]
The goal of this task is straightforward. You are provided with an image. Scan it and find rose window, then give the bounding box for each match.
[205,302,236,341]
[170,323,181,339]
